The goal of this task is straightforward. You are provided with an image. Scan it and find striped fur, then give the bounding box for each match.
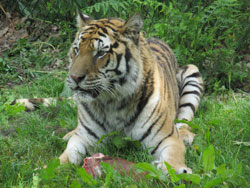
[15,14,203,174]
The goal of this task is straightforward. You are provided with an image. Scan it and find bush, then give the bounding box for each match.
[1,0,249,92]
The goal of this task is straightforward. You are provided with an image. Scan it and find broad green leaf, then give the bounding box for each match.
[174,119,200,130]
[95,3,100,12]
[112,135,127,149]
[112,3,119,12]
[204,176,224,188]
[202,145,215,172]
[101,162,114,187]
[177,173,201,184]
[31,175,40,188]
[69,180,81,188]
[96,131,120,145]
[174,184,185,188]
[77,168,97,186]
[235,163,242,176]
[41,158,60,180]
[4,103,25,116]
[205,129,210,144]
[216,164,226,176]
[104,170,113,187]
[164,162,180,183]
[125,185,138,188]
[134,162,165,181]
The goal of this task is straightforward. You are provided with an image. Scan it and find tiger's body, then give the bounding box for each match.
[14,13,203,174]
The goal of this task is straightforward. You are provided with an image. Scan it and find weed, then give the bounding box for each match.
[0,0,249,187]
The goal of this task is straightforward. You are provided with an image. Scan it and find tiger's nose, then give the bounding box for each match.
[70,75,86,84]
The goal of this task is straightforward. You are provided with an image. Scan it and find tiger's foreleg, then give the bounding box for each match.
[59,128,92,164]
[176,64,203,145]
[152,132,192,174]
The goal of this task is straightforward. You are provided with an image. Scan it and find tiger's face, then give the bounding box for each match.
[67,13,144,102]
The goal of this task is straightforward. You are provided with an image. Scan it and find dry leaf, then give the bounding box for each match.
[233,141,250,146]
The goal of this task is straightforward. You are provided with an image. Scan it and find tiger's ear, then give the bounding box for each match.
[123,14,143,44]
[77,10,93,28]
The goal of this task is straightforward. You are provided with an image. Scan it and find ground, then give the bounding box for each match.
[0,11,250,188]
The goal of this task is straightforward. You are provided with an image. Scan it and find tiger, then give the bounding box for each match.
[14,12,203,174]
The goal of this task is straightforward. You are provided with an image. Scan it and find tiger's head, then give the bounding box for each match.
[67,12,145,102]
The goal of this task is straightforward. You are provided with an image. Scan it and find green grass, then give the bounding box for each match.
[1,65,250,187]
[0,2,249,185]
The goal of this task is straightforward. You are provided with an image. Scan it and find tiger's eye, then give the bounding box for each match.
[96,50,106,58]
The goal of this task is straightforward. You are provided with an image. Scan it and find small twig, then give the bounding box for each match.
[33,41,56,51]
[26,16,53,24]
[0,3,15,32]
[28,70,67,75]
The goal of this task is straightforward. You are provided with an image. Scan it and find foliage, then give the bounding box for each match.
[1,0,249,92]
[0,89,249,187]
[0,0,249,187]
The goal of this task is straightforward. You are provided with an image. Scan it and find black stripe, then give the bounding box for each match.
[186,72,201,79]
[189,83,204,92]
[101,27,108,34]
[116,53,122,65]
[119,77,126,85]
[102,45,109,49]
[85,26,96,31]
[141,102,159,128]
[75,132,89,154]
[181,90,201,97]
[152,115,168,138]
[104,25,118,32]
[80,31,87,35]
[98,31,106,37]
[98,71,106,78]
[81,103,107,132]
[148,38,171,55]
[105,53,122,75]
[125,47,132,61]
[103,59,110,68]
[117,47,132,86]
[125,47,131,74]
[89,24,100,29]
[181,80,203,93]
[156,56,167,98]
[117,97,131,111]
[148,38,177,68]
[80,37,86,42]
[90,38,102,41]
[112,42,119,49]
[126,70,154,127]
[140,113,163,142]
[79,118,99,140]
[180,66,188,81]
[151,124,174,155]
[179,103,196,114]
[151,47,175,78]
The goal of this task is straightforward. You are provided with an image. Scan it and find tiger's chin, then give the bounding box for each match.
[73,90,96,103]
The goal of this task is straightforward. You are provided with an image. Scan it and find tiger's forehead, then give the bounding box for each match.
[71,18,125,56]
[79,18,124,36]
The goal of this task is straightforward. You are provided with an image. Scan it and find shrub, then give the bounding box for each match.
[1,0,249,92]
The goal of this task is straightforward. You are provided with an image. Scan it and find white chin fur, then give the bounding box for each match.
[73,92,94,103]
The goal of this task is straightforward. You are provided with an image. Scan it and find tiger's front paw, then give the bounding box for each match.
[152,160,192,174]
[59,152,69,164]
[176,124,195,145]
[178,127,195,146]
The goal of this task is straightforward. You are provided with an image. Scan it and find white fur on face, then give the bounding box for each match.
[92,35,111,57]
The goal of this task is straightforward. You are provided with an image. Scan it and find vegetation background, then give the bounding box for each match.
[0,0,249,187]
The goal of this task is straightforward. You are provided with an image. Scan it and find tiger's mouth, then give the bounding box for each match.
[75,87,100,98]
